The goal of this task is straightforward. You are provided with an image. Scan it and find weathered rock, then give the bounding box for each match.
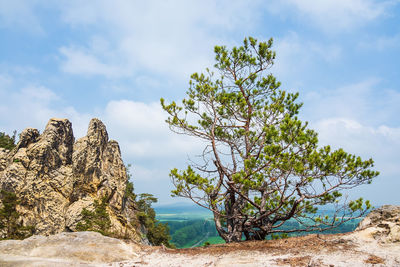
[0,148,10,172]
[0,231,140,266]
[0,118,140,240]
[356,205,400,243]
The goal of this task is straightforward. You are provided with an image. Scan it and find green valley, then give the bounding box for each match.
[155,204,364,248]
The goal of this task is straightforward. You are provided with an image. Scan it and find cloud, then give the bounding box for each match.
[302,78,400,126]
[267,0,396,33]
[312,117,400,204]
[20,85,59,103]
[56,0,264,80]
[103,99,203,159]
[101,99,208,201]
[300,77,400,204]
[0,0,44,34]
[59,45,129,78]
[0,73,91,138]
[314,118,400,156]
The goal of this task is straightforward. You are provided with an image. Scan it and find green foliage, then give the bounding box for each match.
[124,164,137,202]
[162,213,363,248]
[167,219,218,248]
[76,196,112,236]
[135,193,172,247]
[0,190,34,240]
[0,131,16,150]
[161,37,379,243]
[123,164,172,247]
[271,233,288,240]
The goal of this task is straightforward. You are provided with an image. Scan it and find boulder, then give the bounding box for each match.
[0,231,140,266]
[356,205,400,243]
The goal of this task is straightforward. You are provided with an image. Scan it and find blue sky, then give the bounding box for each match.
[0,0,399,205]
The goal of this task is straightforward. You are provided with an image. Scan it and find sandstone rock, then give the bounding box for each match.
[356,205,400,243]
[0,231,140,266]
[0,118,140,241]
[0,148,10,171]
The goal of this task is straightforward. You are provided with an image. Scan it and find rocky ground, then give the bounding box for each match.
[1,205,399,266]
[0,229,398,266]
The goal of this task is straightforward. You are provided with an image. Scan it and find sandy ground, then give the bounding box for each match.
[1,230,399,266]
[126,232,400,267]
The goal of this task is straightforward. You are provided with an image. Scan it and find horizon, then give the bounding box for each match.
[0,1,399,206]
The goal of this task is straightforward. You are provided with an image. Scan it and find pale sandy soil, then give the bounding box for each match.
[1,230,399,266]
[126,231,400,267]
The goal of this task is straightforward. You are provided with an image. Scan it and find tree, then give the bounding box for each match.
[76,196,112,236]
[0,131,16,150]
[136,193,172,247]
[161,37,379,243]
[123,165,172,247]
[0,190,34,239]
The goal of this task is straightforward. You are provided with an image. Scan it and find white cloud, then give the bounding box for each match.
[302,78,400,126]
[268,0,395,32]
[301,77,400,204]
[0,74,91,138]
[312,117,400,204]
[0,0,44,34]
[101,99,209,202]
[57,0,264,80]
[59,46,129,78]
[20,86,59,103]
[103,99,203,159]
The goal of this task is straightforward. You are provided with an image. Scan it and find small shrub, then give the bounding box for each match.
[271,233,289,240]
[203,241,211,247]
[0,190,34,240]
[124,164,172,247]
[0,131,16,150]
[76,196,112,236]
[134,193,172,247]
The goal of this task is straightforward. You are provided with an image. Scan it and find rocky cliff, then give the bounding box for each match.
[0,118,140,240]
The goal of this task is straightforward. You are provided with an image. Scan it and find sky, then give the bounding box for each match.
[0,0,399,206]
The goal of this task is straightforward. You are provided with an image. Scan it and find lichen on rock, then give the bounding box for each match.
[0,118,140,241]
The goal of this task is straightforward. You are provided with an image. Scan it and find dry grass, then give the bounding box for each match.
[364,254,385,265]
[274,256,312,266]
[155,233,355,257]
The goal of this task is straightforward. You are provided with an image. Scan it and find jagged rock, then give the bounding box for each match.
[356,205,400,243]
[0,118,140,240]
[0,148,9,172]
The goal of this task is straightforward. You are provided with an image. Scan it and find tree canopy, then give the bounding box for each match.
[161,37,379,243]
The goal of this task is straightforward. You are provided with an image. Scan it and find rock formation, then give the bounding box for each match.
[0,118,140,240]
[356,205,400,243]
